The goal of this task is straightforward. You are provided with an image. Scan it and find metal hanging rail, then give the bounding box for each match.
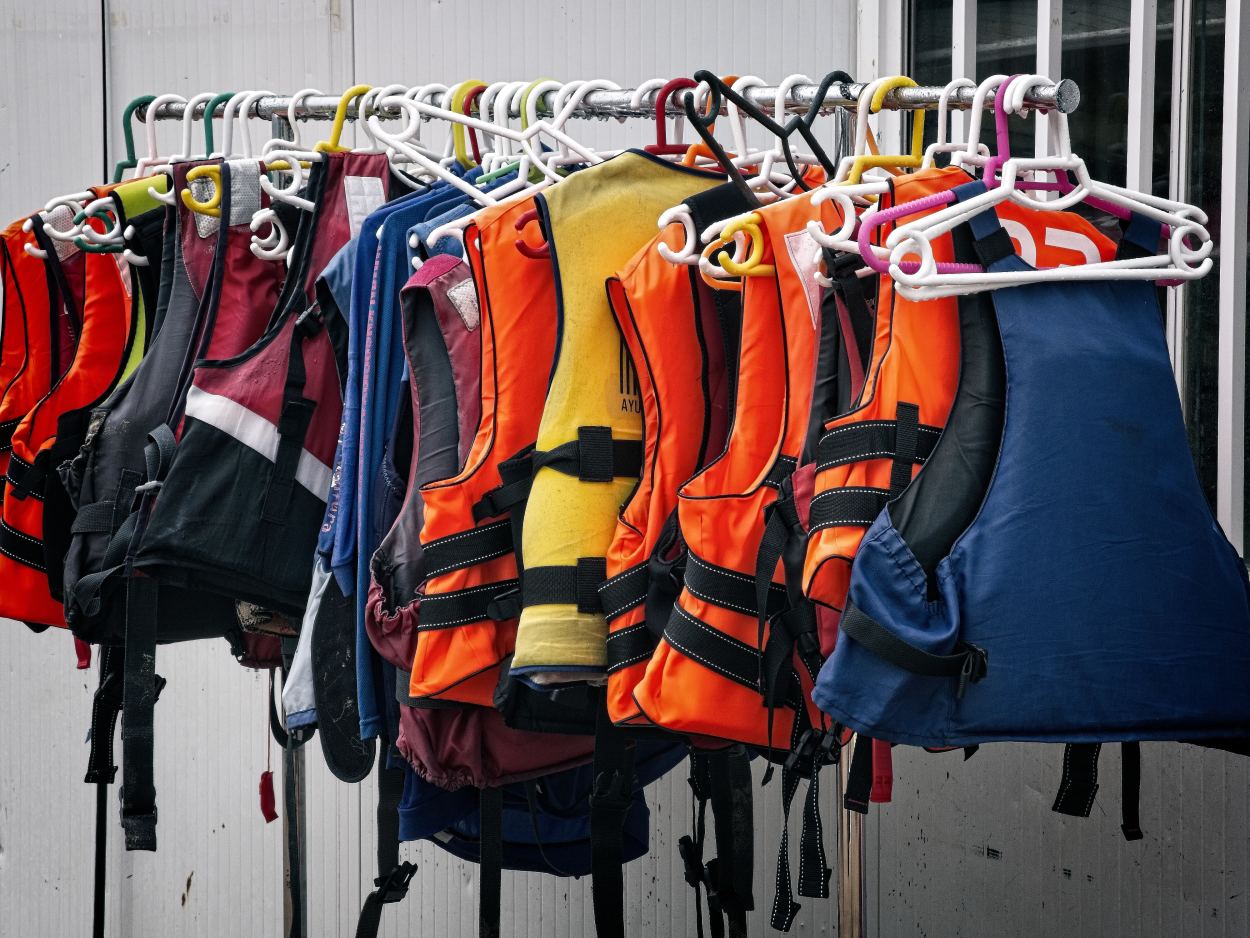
[138,79,1079,123]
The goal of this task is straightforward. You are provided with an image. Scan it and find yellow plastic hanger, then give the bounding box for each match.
[845,76,926,185]
[314,84,373,154]
[448,79,488,169]
[716,212,775,278]
[181,158,309,216]
[699,238,744,292]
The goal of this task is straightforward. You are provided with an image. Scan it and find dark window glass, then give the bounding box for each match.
[1181,0,1225,509]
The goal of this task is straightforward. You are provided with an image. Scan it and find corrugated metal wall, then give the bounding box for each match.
[2,2,1249,936]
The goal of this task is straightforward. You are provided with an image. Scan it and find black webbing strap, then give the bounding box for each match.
[479,786,504,938]
[87,646,125,938]
[840,601,988,698]
[664,603,762,691]
[261,320,317,524]
[643,508,687,634]
[421,520,514,579]
[532,426,642,482]
[1052,742,1101,818]
[971,223,1018,269]
[415,578,521,631]
[71,499,122,535]
[590,703,636,938]
[815,418,941,472]
[761,455,799,490]
[1052,742,1145,841]
[686,551,788,619]
[5,451,44,500]
[770,763,803,932]
[605,622,656,674]
[679,753,723,938]
[843,735,874,814]
[888,402,921,496]
[354,755,417,938]
[521,558,607,613]
[120,571,160,851]
[1118,213,1160,260]
[471,445,535,523]
[116,424,177,851]
[1121,742,1144,841]
[798,754,832,900]
[755,473,825,757]
[0,518,47,570]
[710,746,755,937]
[599,562,649,624]
[806,486,890,532]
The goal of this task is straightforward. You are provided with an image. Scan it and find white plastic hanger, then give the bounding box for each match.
[882,76,1212,299]
[920,78,987,169]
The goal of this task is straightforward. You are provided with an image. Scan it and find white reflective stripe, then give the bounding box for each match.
[1043,227,1101,265]
[184,385,332,501]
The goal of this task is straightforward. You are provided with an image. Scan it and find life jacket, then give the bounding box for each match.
[803,165,1118,651]
[132,152,388,616]
[358,246,679,938]
[0,215,70,494]
[510,150,721,684]
[0,193,138,626]
[402,194,557,709]
[599,183,751,727]
[815,181,1250,754]
[112,152,390,853]
[43,177,171,607]
[63,160,282,644]
[630,191,843,751]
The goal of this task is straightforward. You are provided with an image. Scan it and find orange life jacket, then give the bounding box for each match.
[600,221,734,726]
[0,216,61,489]
[0,213,135,626]
[631,192,844,751]
[803,166,1118,642]
[405,194,559,708]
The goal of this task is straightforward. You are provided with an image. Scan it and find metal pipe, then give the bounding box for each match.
[137,79,1079,124]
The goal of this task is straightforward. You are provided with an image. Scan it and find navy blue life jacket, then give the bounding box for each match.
[814,182,1250,754]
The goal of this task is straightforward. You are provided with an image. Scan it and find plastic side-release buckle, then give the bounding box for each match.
[295,303,325,337]
[677,834,710,889]
[956,643,988,699]
[375,861,418,903]
[486,587,522,621]
[590,769,634,815]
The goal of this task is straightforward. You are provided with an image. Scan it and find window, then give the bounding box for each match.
[907,0,1248,549]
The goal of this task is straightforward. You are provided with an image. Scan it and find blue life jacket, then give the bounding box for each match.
[815,181,1250,751]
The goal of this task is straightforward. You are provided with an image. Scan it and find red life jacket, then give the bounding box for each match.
[0,209,135,626]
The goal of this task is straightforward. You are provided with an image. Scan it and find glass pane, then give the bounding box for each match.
[976,0,1038,156]
[1181,0,1226,509]
[910,0,952,150]
[1153,0,1175,199]
[1061,3,1131,185]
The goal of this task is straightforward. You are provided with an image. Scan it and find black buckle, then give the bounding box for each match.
[677,835,706,888]
[295,304,324,337]
[590,769,633,814]
[374,861,418,903]
[956,644,988,699]
[486,588,522,621]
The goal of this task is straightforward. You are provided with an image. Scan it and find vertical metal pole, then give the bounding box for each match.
[1217,0,1249,550]
[1035,0,1064,160]
[1126,0,1159,190]
[951,0,979,140]
[835,757,864,938]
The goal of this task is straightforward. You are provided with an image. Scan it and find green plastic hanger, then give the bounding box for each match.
[112,95,156,182]
[203,91,236,155]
